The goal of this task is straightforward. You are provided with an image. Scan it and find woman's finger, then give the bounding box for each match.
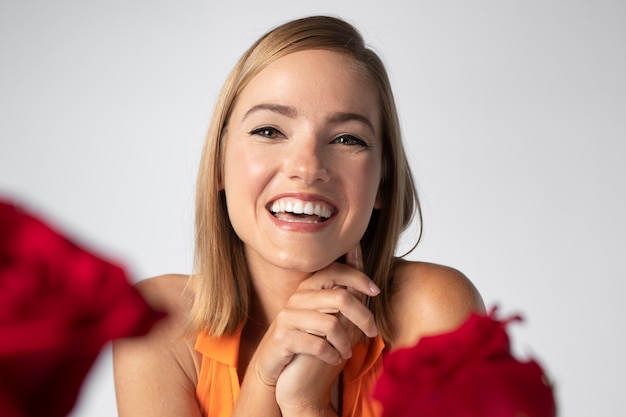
[286,287,378,338]
[272,308,353,361]
[298,262,380,297]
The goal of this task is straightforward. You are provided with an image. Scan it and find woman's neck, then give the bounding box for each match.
[247,264,313,326]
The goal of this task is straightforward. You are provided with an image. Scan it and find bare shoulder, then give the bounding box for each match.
[388,261,485,350]
[128,274,196,348]
[134,273,192,317]
[113,274,202,417]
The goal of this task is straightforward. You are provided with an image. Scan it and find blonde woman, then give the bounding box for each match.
[114,15,484,417]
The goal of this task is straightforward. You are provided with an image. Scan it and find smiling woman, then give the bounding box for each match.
[112,16,484,417]
[223,49,382,273]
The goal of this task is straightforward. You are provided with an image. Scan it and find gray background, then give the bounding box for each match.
[1,1,624,416]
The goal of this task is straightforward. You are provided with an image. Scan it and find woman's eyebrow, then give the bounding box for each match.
[242,103,297,120]
[242,103,376,135]
[326,112,376,136]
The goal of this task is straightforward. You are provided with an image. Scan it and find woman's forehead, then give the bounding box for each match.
[233,49,381,128]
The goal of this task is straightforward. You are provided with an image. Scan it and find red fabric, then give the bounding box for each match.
[374,309,556,417]
[0,199,164,417]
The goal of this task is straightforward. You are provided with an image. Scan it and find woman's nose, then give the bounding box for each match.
[283,138,331,184]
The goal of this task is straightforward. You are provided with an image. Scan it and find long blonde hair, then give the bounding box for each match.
[190,16,421,340]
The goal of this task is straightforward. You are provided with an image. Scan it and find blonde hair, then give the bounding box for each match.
[190,16,421,340]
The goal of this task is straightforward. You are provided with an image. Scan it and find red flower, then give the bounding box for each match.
[373,309,556,417]
[0,199,164,417]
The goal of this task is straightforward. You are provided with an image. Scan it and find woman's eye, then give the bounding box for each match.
[332,134,368,147]
[249,126,283,139]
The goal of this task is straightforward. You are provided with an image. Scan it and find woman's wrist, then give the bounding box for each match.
[233,358,281,417]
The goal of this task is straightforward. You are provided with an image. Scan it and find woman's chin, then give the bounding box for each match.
[265,250,340,273]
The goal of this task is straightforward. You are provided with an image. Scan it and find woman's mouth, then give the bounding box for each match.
[268,197,335,224]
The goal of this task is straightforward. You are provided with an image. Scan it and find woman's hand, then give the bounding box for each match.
[234,246,379,417]
[270,246,379,416]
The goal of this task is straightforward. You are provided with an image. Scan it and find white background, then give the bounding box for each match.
[1,1,624,416]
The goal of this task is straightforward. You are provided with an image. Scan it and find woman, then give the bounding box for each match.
[113,15,484,417]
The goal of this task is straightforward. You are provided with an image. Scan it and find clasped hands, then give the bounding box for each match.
[252,246,380,416]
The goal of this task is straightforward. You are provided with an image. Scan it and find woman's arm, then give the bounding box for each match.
[113,275,202,417]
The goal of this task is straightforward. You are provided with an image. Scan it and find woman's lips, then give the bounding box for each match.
[268,196,336,224]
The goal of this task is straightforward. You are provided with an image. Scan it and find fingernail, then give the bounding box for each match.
[369,280,380,295]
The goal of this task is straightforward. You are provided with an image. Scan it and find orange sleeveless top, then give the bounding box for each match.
[195,329,385,417]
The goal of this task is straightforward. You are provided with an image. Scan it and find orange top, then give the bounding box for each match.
[195,329,385,417]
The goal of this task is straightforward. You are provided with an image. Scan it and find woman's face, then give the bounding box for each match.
[222,49,382,275]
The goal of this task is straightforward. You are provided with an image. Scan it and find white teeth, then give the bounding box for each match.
[270,198,334,219]
[293,200,304,214]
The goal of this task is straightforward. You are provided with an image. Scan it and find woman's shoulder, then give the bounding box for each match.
[388,260,485,350]
[125,273,198,359]
[134,273,192,317]
[113,274,202,415]
[115,271,198,348]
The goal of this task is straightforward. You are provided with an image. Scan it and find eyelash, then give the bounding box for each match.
[249,126,284,139]
[249,127,369,148]
[331,134,368,147]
